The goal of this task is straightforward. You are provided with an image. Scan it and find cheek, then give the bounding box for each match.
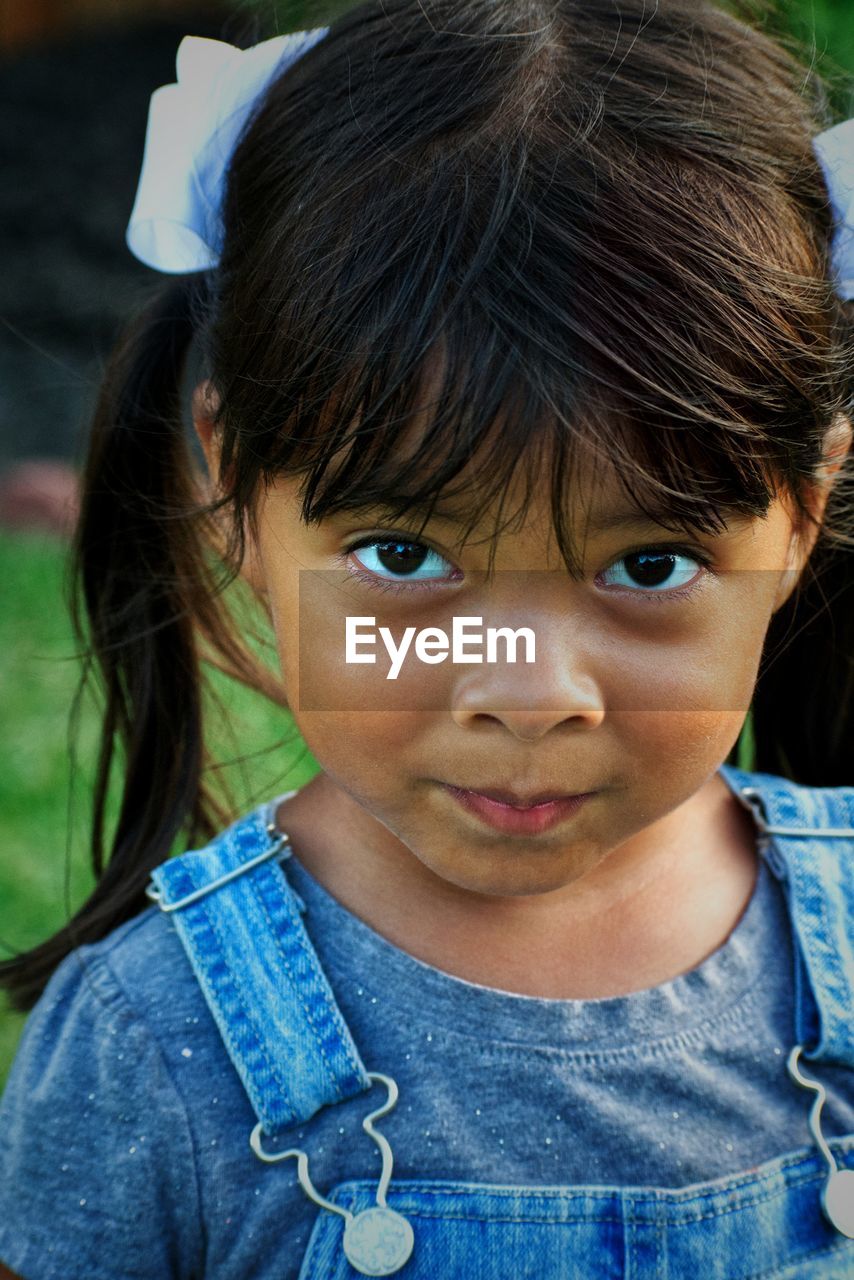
[268,567,446,771]
[618,709,745,783]
[604,584,774,780]
[291,710,433,809]
[277,572,455,714]
[293,622,454,713]
[600,580,772,716]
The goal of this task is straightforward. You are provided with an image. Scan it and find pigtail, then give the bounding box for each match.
[752,520,854,788]
[0,277,284,1013]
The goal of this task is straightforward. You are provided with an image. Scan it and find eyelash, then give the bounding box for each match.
[338,535,716,602]
[339,537,463,597]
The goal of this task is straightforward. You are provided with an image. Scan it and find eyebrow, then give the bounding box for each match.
[332,500,748,535]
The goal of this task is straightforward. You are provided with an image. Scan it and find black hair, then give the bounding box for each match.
[2,0,851,1010]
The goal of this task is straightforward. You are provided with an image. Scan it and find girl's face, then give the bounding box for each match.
[196,394,847,905]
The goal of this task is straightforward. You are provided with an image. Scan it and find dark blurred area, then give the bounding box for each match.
[0,2,237,533]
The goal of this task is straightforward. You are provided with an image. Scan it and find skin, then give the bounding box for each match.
[195,387,851,999]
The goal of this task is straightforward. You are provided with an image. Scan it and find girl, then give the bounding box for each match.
[1,0,854,1275]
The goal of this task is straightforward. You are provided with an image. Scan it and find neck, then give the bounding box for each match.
[275,770,759,999]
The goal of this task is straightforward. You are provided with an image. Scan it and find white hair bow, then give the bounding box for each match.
[126,31,854,302]
[813,117,854,302]
[125,29,328,272]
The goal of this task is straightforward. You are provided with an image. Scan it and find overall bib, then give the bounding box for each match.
[146,765,854,1279]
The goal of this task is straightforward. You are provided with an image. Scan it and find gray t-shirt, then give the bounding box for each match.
[1,837,852,1279]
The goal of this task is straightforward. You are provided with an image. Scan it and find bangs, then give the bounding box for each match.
[261,322,778,579]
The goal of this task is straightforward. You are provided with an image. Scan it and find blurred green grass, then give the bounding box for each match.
[0,530,319,1088]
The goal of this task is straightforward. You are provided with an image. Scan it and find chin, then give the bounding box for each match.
[422,848,595,901]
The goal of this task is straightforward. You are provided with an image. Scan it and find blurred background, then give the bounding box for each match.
[0,0,852,1086]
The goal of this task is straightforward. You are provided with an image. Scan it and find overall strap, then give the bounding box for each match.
[145,793,372,1135]
[719,763,854,1066]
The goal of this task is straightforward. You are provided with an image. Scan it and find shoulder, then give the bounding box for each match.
[0,903,204,1128]
[719,762,854,915]
[84,901,208,1028]
[27,901,236,1085]
[9,903,210,1056]
[0,910,206,1279]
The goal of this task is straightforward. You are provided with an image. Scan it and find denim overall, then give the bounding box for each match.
[146,764,854,1278]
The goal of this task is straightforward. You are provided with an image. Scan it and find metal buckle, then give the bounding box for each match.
[250,1073,415,1276]
[145,833,291,912]
[739,788,854,838]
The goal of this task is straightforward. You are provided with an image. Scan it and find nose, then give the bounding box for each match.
[450,622,605,741]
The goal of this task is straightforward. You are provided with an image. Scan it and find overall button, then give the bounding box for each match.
[343,1206,415,1276]
[822,1169,854,1239]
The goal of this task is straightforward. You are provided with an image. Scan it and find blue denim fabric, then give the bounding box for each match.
[137,763,854,1278]
[292,1172,854,1279]
[148,821,370,1133]
[721,765,854,1063]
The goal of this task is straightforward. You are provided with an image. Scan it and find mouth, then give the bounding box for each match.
[450,785,586,808]
[439,782,595,835]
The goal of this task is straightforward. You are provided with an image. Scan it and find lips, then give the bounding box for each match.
[459,786,581,809]
[440,782,594,835]
[445,778,591,808]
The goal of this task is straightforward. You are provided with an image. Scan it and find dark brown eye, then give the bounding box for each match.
[600,549,703,593]
[625,552,678,587]
[349,539,456,583]
[375,542,430,575]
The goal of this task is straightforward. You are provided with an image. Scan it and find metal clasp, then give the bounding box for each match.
[788,1046,854,1238]
[739,788,854,838]
[250,1073,415,1276]
[145,834,292,913]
